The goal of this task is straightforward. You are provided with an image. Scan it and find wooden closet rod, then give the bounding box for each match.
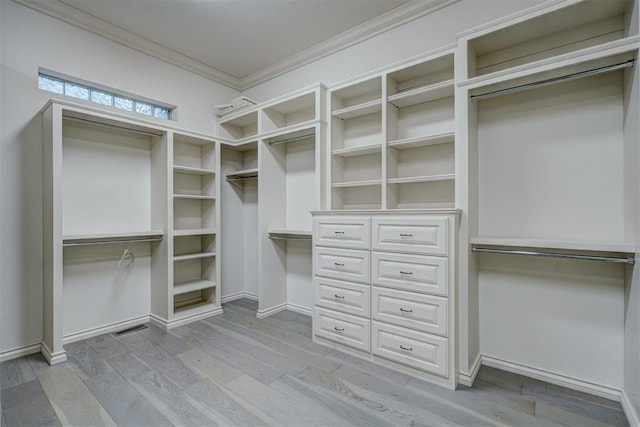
[470,59,635,101]
[63,237,163,247]
[63,115,164,138]
[471,246,635,265]
[268,133,315,146]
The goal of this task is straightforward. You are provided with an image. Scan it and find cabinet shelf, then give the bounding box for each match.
[333,100,382,120]
[173,165,215,175]
[388,132,455,150]
[332,144,382,157]
[173,194,216,200]
[63,230,163,246]
[173,228,216,236]
[471,237,635,254]
[173,279,217,296]
[388,174,455,185]
[332,179,382,188]
[388,79,454,108]
[174,252,216,262]
[226,168,258,181]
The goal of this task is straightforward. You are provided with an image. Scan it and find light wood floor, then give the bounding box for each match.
[1,299,629,426]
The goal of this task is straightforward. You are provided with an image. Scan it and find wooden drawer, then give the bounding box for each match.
[314,307,370,352]
[372,321,448,377]
[314,247,370,284]
[313,216,370,250]
[315,277,370,317]
[372,287,447,336]
[372,217,448,255]
[372,252,447,296]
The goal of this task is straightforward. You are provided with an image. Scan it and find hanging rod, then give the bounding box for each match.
[63,115,164,138]
[269,235,312,241]
[63,236,163,247]
[226,175,258,182]
[470,59,635,101]
[268,133,315,146]
[471,246,635,265]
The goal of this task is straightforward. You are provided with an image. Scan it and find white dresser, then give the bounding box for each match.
[312,210,458,389]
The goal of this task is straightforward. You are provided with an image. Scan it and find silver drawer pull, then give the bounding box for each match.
[400,345,413,351]
[400,271,413,276]
[334,294,345,299]
[334,327,345,332]
[334,231,345,235]
[399,307,413,313]
[334,262,345,267]
[399,233,413,238]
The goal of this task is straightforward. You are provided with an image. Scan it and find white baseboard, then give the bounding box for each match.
[40,342,66,365]
[458,352,482,387]
[286,303,312,316]
[0,343,42,363]
[622,389,640,427]
[481,355,622,402]
[256,302,288,319]
[166,307,224,329]
[63,315,150,345]
[221,291,259,303]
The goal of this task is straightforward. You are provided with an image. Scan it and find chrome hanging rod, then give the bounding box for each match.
[63,237,163,247]
[268,133,315,146]
[63,115,164,138]
[269,235,312,241]
[226,175,258,182]
[471,246,635,265]
[470,59,635,101]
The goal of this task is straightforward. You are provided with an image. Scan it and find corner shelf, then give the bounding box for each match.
[173,165,215,175]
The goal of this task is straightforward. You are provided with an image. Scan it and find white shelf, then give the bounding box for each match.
[173,194,216,200]
[388,79,454,108]
[174,252,216,262]
[226,168,258,180]
[387,174,455,185]
[63,230,163,245]
[173,165,215,175]
[332,179,382,188]
[332,100,382,120]
[268,229,312,240]
[173,228,217,236]
[471,237,636,254]
[388,132,455,150]
[332,144,382,157]
[173,279,217,296]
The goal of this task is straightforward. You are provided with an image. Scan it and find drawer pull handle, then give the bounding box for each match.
[334,262,345,267]
[399,307,413,313]
[334,327,345,332]
[400,271,413,276]
[334,231,345,235]
[399,233,413,238]
[400,345,413,351]
[334,294,345,299]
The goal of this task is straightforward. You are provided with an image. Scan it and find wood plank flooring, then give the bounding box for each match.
[0,299,630,426]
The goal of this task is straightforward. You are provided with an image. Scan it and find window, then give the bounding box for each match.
[38,72,173,120]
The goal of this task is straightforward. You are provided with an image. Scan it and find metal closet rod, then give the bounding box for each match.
[470,59,636,101]
[268,133,315,146]
[471,246,635,265]
[226,175,258,182]
[63,115,164,138]
[63,237,163,247]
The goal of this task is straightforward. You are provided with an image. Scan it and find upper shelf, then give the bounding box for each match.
[388,79,454,108]
[471,236,635,255]
[63,230,163,247]
[332,100,382,120]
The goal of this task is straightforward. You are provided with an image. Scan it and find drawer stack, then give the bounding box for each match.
[312,213,456,388]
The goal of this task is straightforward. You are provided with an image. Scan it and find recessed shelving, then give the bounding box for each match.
[387,174,455,185]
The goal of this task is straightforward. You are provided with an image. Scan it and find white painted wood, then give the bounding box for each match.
[314,247,371,284]
[371,216,448,255]
[313,216,370,249]
[315,277,371,318]
[372,286,448,336]
[471,236,636,254]
[313,307,371,352]
[372,252,448,296]
[371,321,449,378]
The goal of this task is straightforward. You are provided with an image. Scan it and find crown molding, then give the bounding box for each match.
[12,0,460,91]
[239,0,461,89]
[11,0,242,90]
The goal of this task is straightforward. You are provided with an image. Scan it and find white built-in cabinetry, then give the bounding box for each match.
[217,84,326,316]
[42,101,221,364]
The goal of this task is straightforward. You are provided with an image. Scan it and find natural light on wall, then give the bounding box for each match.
[38,72,173,120]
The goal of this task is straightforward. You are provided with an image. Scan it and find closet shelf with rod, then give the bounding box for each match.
[63,230,163,247]
[268,229,312,241]
[225,168,258,182]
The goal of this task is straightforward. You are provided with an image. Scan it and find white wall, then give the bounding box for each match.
[0,0,239,355]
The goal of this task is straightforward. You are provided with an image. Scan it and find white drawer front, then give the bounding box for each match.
[314,216,370,250]
[315,277,370,317]
[372,287,447,336]
[314,247,370,284]
[314,307,370,352]
[372,252,447,296]
[372,321,448,377]
[372,217,448,255]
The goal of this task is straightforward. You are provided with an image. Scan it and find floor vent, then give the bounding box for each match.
[112,324,148,337]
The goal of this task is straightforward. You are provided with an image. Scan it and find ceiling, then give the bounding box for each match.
[15,0,450,89]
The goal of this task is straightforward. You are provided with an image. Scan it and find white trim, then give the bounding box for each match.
[62,314,150,345]
[481,355,622,402]
[622,389,640,427]
[286,303,312,317]
[40,342,67,365]
[458,352,482,387]
[221,291,259,304]
[0,343,42,363]
[166,307,224,329]
[149,313,170,331]
[256,302,288,319]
